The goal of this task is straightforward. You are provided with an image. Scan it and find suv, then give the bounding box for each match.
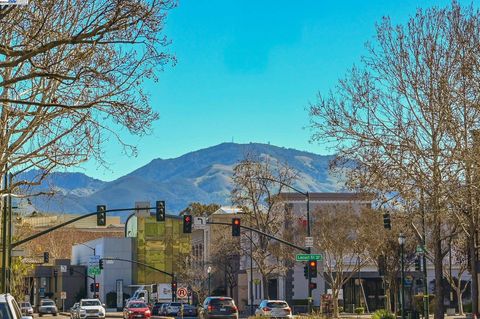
[78,299,105,319]
[199,297,238,319]
[0,294,32,319]
[39,299,58,317]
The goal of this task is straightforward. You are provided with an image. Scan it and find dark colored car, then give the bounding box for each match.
[182,304,197,317]
[199,297,238,319]
[151,303,164,316]
[123,301,151,319]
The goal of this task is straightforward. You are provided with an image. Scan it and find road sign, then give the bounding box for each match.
[416,245,425,254]
[60,291,67,300]
[39,287,45,298]
[177,288,188,299]
[60,265,67,273]
[305,237,314,248]
[405,275,414,287]
[194,217,207,229]
[296,254,323,261]
[88,255,101,275]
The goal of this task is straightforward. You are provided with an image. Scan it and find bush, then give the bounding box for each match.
[372,309,396,319]
[464,303,472,313]
[355,307,365,314]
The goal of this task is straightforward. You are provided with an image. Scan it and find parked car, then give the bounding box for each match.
[0,294,32,319]
[20,302,33,316]
[199,297,238,319]
[38,299,58,317]
[123,301,151,319]
[70,303,79,319]
[182,304,198,317]
[77,299,105,319]
[165,302,184,316]
[255,300,292,318]
[158,303,169,316]
[151,302,165,316]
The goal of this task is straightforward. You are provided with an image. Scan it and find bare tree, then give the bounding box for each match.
[231,156,297,299]
[0,0,175,195]
[309,3,480,318]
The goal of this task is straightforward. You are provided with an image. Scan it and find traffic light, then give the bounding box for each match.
[303,263,309,279]
[95,283,100,292]
[97,205,106,226]
[171,280,177,300]
[415,257,421,271]
[156,200,166,222]
[232,218,241,237]
[309,260,317,278]
[183,215,192,233]
[309,282,317,290]
[43,252,49,263]
[383,213,391,230]
[90,283,94,292]
[99,259,104,270]
[69,267,74,276]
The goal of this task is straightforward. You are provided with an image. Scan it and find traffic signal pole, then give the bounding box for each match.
[306,192,312,313]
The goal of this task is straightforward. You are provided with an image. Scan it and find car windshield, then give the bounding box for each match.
[42,301,55,306]
[266,302,288,308]
[0,302,12,319]
[169,303,182,307]
[21,303,31,307]
[81,300,101,306]
[129,303,147,309]
[210,299,234,307]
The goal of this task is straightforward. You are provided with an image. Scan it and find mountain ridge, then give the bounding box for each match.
[27,143,340,215]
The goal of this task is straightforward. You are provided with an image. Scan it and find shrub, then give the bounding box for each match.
[372,309,396,319]
[355,307,365,314]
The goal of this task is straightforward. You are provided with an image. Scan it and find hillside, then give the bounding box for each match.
[27,143,341,215]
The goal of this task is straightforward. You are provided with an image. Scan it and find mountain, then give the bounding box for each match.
[27,143,341,215]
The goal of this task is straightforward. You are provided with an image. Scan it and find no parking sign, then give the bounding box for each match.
[177,288,188,299]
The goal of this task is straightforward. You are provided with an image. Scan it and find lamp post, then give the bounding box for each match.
[398,234,406,319]
[207,266,212,296]
[75,242,97,298]
[256,177,312,312]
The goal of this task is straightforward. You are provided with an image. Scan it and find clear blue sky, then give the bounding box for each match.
[78,0,473,181]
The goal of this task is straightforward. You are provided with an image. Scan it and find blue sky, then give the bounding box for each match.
[80,0,473,181]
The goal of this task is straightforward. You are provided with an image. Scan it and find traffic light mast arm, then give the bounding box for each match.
[70,268,95,281]
[101,257,174,278]
[207,221,309,253]
[12,206,158,248]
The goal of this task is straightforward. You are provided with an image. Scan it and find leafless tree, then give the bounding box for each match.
[231,156,297,299]
[0,0,175,196]
[309,3,480,318]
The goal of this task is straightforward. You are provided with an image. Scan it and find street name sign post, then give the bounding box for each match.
[296,254,323,261]
[88,255,101,275]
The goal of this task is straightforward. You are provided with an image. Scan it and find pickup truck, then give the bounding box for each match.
[0,294,33,319]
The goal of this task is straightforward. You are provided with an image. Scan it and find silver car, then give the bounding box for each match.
[38,299,58,317]
[20,302,33,316]
[70,303,79,319]
[255,300,292,318]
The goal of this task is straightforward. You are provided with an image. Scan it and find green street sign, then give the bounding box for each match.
[88,267,101,275]
[416,245,425,254]
[296,254,323,261]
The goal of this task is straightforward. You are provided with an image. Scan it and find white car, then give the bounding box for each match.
[255,300,292,318]
[0,294,33,319]
[20,302,33,316]
[38,299,58,317]
[77,299,106,319]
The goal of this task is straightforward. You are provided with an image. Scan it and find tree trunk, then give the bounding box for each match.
[457,287,464,315]
[434,221,444,319]
[469,227,478,315]
[333,291,340,318]
[262,275,269,300]
[385,286,392,313]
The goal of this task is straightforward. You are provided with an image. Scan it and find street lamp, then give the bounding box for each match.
[207,266,212,296]
[398,233,406,319]
[75,242,97,298]
[255,176,312,312]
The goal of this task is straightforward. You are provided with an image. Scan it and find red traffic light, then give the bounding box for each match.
[309,261,317,267]
[185,216,191,222]
[95,283,99,288]
[233,219,240,225]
